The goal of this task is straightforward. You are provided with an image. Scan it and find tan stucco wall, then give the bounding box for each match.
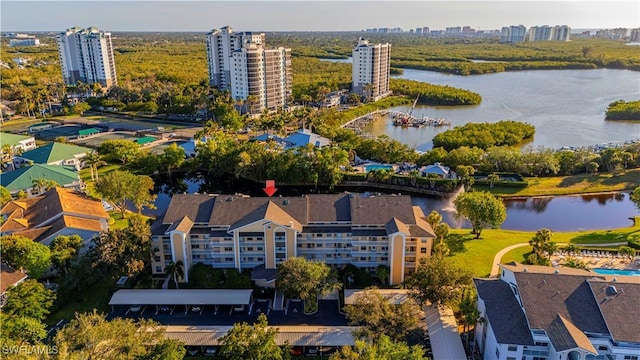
[390,234,405,285]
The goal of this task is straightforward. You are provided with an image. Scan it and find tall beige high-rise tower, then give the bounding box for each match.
[57,27,117,88]
[206,26,291,113]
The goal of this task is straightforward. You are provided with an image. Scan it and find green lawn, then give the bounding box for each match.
[47,279,116,326]
[448,219,640,277]
[485,169,640,197]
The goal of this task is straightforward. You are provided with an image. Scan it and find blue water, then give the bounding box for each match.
[593,268,640,276]
[364,164,394,173]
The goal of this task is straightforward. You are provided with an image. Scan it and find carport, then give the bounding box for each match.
[424,305,467,360]
[163,325,358,356]
[108,289,253,314]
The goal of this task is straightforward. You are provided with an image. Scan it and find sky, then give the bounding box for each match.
[1,0,639,32]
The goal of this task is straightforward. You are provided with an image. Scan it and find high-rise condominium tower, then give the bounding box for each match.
[57,27,117,88]
[500,25,527,43]
[351,38,391,101]
[206,26,291,113]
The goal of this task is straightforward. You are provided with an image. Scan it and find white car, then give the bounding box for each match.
[192,306,202,312]
[130,305,141,312]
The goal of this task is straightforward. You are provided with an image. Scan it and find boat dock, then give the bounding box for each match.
[390,111,452,127]
[341,109,389,132]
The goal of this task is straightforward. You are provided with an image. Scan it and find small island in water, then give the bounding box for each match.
[605,100,640,121]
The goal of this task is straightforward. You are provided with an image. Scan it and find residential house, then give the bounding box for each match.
[0,132,36,152]
[474,263,640,360]
[0,164,82,197]
[151,193,435,285]
[283,129,331,149]
[0,187,109,245]
[15,142,91,170]
[419,162,452,178]
[0,264,28,307]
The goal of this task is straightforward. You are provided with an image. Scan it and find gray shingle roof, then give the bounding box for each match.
[162,194,215,224]
[546,314,597,353]
[350,194,415,225]
[473,278,534,346]
[514,272,609,335]
[588,280,640,343]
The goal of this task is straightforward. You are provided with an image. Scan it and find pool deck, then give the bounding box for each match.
[550,253,640,282]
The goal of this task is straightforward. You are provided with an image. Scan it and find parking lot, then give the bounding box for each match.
[115,299,348,327]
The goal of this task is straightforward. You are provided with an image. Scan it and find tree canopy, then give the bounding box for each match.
[0,235,51,278]
[631,186,640,212]
[54,311,185,360]
[330,335,428,360]
[276,257,342,303]
[405,253,472,306]
[453,191,507,239]
[344,287,421,342]
[96,170,156,216]
[433,120,535,151]
[220,313,289,360]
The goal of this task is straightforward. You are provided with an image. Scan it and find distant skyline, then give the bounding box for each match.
[1,1,639,32]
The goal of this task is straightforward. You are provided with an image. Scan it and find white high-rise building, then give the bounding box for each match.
[552,25,571,41]
[500,25,527,43]
[56,27,117,88]
[528,26,554,41]
[206,26,290,113]
[352,38,391,101]
[205,26,266,90]
[230,42,291,113]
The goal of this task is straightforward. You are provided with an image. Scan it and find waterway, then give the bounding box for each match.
[320,58,640,152]
[151,175,639,232]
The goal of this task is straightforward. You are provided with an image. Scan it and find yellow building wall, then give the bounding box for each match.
[390,234,405,285]
[264,226,276,269]
[171,232,187,281]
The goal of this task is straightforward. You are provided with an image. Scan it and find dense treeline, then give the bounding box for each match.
[389,79,481,105]
[432,121,536,150]
[391,60,598,75]
[605,100,640,120]
[192,131,349,187]
[416,143,640,177]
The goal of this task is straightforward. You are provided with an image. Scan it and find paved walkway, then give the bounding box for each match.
[489,243,530,277]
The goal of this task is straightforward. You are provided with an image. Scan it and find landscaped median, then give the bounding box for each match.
[447,217,640,277]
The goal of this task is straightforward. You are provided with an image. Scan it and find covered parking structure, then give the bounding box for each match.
[108,289,253,313]
[424,305,467,360]
[163,325,358,356]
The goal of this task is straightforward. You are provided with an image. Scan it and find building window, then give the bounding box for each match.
[420,248,427,254]
[155,266,162,273]
[508,345,517,351]
[495,348,500,358]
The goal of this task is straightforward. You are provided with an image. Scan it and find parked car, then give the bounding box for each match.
[204,347,217,356]
[233,305,245,312]
[192,306,202,312]
[159,306,171,313]
[130,305,141,312]
[187,347,200,356]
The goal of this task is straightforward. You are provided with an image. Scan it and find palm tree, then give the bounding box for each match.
[1,144,15,171]
[487,173,500,189]
[529,228,553,263]
[165,261,184,289]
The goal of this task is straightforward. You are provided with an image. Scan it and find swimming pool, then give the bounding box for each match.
[364,164,394,173]
[593,268,640,276]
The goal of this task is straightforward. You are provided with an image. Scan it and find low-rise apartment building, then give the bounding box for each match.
[474,263,640,360]
[151,193,434,285]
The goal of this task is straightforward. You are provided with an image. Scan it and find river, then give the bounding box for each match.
[320,58,640,151]
[151,175,639,232]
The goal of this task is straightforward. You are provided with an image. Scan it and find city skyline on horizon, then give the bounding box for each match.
[1,1,639,32]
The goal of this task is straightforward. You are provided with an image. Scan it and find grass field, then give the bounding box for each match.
[484,169,640,197]
[448,219,640,277]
